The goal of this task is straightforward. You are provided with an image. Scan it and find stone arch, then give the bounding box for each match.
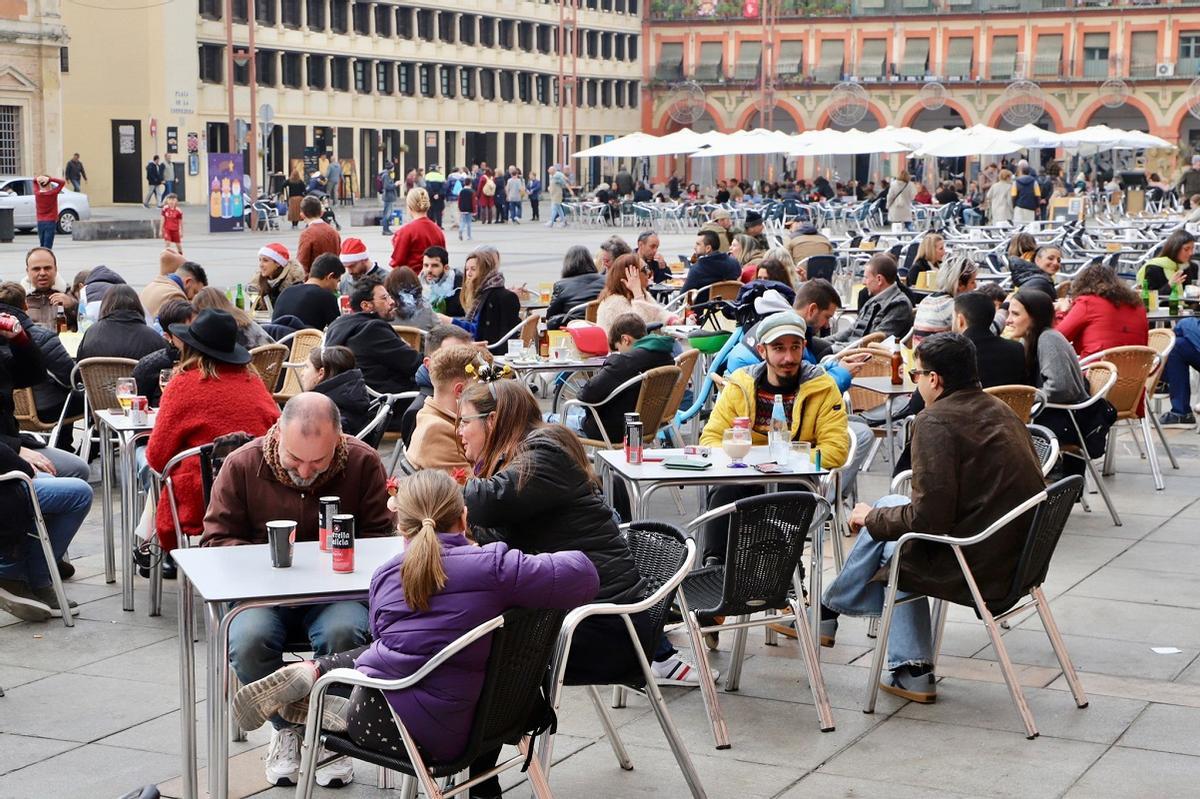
[900,97,975,129]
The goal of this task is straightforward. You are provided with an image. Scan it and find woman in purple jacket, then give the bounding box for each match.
[232,469,599,795]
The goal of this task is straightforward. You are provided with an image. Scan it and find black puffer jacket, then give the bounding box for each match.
[324,311,421,395]
[465,430,646,605]
[547,273,606,329]
[0,304,73,419]
[0,326,44,453]
[77,310,167,362]
[311,367,371,435]
[82,265,128,308]
[1009,257,1057,302]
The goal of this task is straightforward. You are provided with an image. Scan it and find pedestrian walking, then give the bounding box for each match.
[63,153,86,193]
[143,155,164,207]
[457,181,475,241]
[527,171,541,221]
[380,167,398,236]
[162,154,176,197]
[505,166,523,223]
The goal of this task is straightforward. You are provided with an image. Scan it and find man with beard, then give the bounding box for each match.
[201,392,393,787]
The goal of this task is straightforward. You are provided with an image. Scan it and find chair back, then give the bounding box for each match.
[76,357,138,416]
[249,343,288,393]
[1026,424,1060,478]
[715,492,823,616]
[1084,360,1118,400]
[584,299,601,324]
[519,313,541,348]
[705,280,743,303]
[356,394,399,449]
[1003,476,1085,610]
[835,346,891,413]
[1087,346,1155,418]
[623,522,691,643]
[275,329,324,400]
[12,387,50,432]
[633,365,682,439]
[198,433,254,504]
[663,349,700,426]
[803,254,838,283]
[392,325,425,352]
[985,384,1041,423]
[1145,328,1175,397]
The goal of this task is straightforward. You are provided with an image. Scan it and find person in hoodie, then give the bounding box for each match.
[77,285,167,362]
[79,264,127,311]
[1007,233,1058,302]
[231,468,599,797]
[1011,161,1041,225]
[570,314,675,443]
[299,344,370,435]
[324,275,421,395]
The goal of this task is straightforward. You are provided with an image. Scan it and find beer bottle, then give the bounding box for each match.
[55,305,68,334]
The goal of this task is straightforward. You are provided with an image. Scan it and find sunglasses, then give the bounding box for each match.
[908,368,933,382]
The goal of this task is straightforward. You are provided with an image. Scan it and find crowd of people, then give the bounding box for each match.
[1,188,1194,793]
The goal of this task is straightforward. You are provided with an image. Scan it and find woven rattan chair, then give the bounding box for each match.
[1143,328,1180,471]
[75,356,138,462]
[538,523,706,797]
[1079,346,1163,490]
[391,324,425,353]
[661,349,700,445]
[703,280,744,303]
[863,477,1087,740]
[564,365,681,450]
[584,299,601,324]
[681,492,835,748]
[249,343,287,395]
[297,608,565,799]
[13,385,83,446]
[484,314,540,355]
[0,470,76,628]
[1043,360,1120,524]
[984,385,1046,424]
[830,346,894,468]
[274,329,324,403]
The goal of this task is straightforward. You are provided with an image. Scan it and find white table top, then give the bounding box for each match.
[173,537,402,603]
[851,375,916,396]
[96,408,158,432]
[597,446,827,482]
[497,355,606,374]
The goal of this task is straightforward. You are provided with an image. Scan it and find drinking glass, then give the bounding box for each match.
[507,339,525,360]
[539,282,553,304]
[722,428,752,468]
[790,441,812,469]
[115,377,136,413]
[159,369,173,395]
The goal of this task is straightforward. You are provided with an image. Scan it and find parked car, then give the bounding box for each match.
[0,176,93,234]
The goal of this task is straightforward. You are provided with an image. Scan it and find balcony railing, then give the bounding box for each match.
[649,0,1187,19]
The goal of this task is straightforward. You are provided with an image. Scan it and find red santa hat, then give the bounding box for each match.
[258,243,290,267]
[340,237,370,265]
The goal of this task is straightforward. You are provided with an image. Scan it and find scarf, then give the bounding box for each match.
[469,269,507,314]
[394,285,429,321]
[421,269,456,305]
[261,423,349,492]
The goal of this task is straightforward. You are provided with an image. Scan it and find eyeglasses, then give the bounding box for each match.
[457,412,490,430]
[908,368,933,382]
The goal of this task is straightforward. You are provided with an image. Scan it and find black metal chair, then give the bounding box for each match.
[297,607,567,799]
[356,392,403,450]
[801,254,837,282]
[681,492,835,748]
[538,522,707,798]
[863,476,1087,739]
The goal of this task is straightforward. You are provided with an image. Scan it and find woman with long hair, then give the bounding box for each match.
[299,344,370,434]
[595,253,679,332]
[546,245,606,328]
[231,468,599,794]
[285,169,307,229]
[458,378,707,686]
[250,242,305,311]
[145,309,280,552]
[384,265,436,330]
[76,284,167,361]
[754,254,796,289]
[987,168,1014,224]
[1007,234,1056,301]
[1138,229,1196,296]
[731,233,762,282]
[905,233,945,287]
[388,187,446,273]
[886,169,916,228]
[438,247,520,346]
[1056,262,1148,359]
[192,286,275,349]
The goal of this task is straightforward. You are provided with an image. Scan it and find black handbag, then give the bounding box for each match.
[1078,398,1119,459]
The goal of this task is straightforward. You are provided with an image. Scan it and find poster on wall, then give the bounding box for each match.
[207,153,245,233]
[166,127,179,155]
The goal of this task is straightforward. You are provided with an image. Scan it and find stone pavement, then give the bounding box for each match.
[2,427,1200,798]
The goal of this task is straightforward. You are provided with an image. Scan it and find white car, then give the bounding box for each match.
[0,176,93,234]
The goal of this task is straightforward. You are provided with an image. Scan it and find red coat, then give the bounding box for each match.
[1056,294,1148,360]
[35,179,64,222]
[389,216,446,273]
[145,365,280,550]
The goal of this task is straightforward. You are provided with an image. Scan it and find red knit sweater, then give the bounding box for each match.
[145,366,280,550]
[389,216,446,273]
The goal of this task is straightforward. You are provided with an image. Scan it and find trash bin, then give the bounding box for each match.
[0,207,13,243]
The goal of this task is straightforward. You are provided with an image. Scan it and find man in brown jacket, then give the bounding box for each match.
[406,343,479,474]
[819,332,1045,704]
[201,392,392,787]
[296,195,341,276]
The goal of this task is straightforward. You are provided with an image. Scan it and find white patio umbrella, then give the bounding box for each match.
[789,127,912,156]
[688,128,793,157]
[1006,123,1063,150]
[572,132,662,159]
[912,125,1023,158]
[635,127,716,156]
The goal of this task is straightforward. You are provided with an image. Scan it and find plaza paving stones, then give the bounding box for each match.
[2,219,1200,794]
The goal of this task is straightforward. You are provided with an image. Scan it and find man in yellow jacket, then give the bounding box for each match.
[699,311,849,564]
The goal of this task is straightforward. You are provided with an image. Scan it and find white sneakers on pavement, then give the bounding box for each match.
[265,727,354,788]
[651,653,720,687]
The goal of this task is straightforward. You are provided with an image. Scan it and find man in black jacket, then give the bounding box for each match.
[324,276,421,395]
[682,230,740,297]
[272,253,344,330]
[955,291,1028,387]
[574,314,675,443]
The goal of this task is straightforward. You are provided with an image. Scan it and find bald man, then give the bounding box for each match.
[201,392,393,786]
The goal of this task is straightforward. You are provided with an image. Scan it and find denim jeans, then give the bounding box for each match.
[548,202,566,226]
[228,601,371,729]
[40,446,90,481]
[459,211,473,239]
[380,200,394,232]
[821,494,933,672]
[0,474,92,588]
[508,200,521,220]
[37,220,56,249]
[1166,319,1200,414]
[963,208,984,226]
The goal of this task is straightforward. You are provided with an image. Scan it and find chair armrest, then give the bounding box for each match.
[890,488,1046,553]
[890,469,913,495]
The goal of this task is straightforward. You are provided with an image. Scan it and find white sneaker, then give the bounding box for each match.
[264,726,301,786]
[315,745,354,788]
[651,654,720,687]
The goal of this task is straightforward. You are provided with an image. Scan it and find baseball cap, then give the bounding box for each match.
[711,209,732,221]
[756,311,807,345]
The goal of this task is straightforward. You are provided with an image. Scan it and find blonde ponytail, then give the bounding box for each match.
[395,470,462,611]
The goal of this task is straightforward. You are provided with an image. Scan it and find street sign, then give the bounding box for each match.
[259,121,275,137]
[150,117,158,138]
[259,104,275,124]
[235,119,249,151]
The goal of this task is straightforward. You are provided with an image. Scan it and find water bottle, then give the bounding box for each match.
[768,394,789,462]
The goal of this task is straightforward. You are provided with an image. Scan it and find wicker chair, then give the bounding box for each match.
[13,386,83,445]
[1079,346,1164,490]
[249,343,288,395]
[391,325,425,353]
[662,348,700,445]
[681,492,835,748]
[1143,328,1180,471]
[75,357,138,461]
[703,280,744,303]
[274,329,324,403]
[564,365,681,450]
[584,299,601,323]
[831,346,894,468]
[984,385,1046,424]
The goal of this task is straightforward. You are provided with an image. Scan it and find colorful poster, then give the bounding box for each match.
[207,153,245,233]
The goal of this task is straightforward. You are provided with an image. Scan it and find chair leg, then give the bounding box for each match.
[1082,454,1121,526]
[610,684,626,709]
[377,766,395,789]
[586,685,635,768]
[521,736,556,799]
[148,545,163,618]
[1031,586,1088,709]
[1101,427,1117,476]
[397,774,418,799]
[677,593,730,748]
[387,440,405,476]
[725,615,749,692]
[1141,415,1165,491]
[929,599,948,673]
[788,596,835,732]
[32,503,74,629]
[1150,410,1180,469]
[863,576,900,714]
[953,547,1038,739]
[1127,419,1147,461]
[620,615,708,799]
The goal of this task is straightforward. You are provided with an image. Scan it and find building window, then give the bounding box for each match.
[200,0,221,20]
[655,42,683,81]
[352,1,370,34]
[199,43,223,83]
[601,33,612,60]
[438,11,454,42]
[480,17,494,47]
[517,72,530,102]
[256,0,275,25]
[519,22,533,52]
[628,80,638,107]
[600,79,611,107]
[376,62,392,93]
[396,7,413,38]
[306,0,326,29]
[441,65,455,98]
[330,0,349,33]
[399,63,413,95]
[373,4,391,36]
[587,79,598,107]
[461,67,475,99]
[1130,31,1157,78]
[536,74,547,104]
[232,0,247,23]
[419,64,432,97]
[459,15,476,45]
[499,70,514,101]
[282,52,302,88]
[59,47,68,73]
[417,9,434,41]
[331,56,349,90]
[307,54,326,89]
[1181,33,1200,61]
[615,35,625,61]
[354,59,372,92]
[256,49,276,86]
[1083,32,1110,78]
[281,0,300,28]
[0,106,22,174]
[481,69,496,100]
[498,20,513,49]
[537,24,550,54]
[233,57,250,86]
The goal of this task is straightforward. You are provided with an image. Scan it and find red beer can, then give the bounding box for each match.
[330,513,355,573]
[130,395,149,425]
[318,496,339,552]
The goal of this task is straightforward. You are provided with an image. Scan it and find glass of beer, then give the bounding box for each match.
[538,282,553,304]
[115,378,137,413]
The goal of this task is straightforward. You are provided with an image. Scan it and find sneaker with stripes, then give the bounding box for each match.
[650,654,719,687]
